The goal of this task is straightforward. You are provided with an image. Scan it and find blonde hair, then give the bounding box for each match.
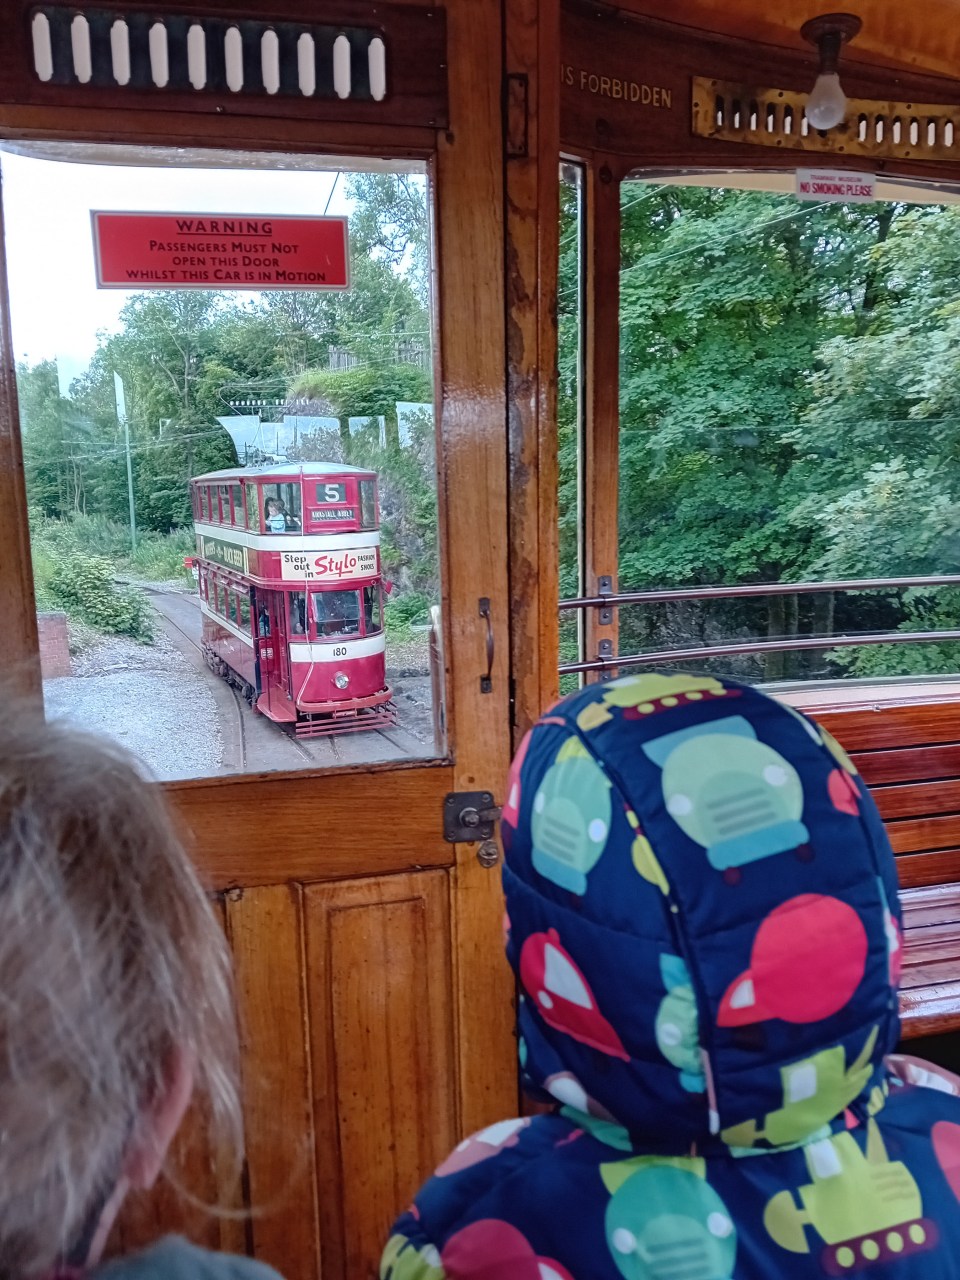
[0,704,241,1278]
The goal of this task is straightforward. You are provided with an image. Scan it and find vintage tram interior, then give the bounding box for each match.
[5,1,960,1276]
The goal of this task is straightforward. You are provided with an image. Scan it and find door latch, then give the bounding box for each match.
[443,791,502,842]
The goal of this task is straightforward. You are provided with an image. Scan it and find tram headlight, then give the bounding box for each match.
[334,671,350,690]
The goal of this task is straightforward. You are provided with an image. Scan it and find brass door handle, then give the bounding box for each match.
[479,597,493,693]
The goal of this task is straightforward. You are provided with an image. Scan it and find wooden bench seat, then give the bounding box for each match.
[803,694,960,1038]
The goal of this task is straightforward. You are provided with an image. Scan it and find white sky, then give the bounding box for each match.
[0,150,354,391]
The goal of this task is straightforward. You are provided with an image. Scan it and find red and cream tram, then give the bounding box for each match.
[189,463,393,735]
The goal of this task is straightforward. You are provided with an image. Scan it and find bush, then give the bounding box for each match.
[48,552,153,642]
[384,589,432,639]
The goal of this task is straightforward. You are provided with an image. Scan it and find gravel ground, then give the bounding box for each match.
[44,627,223,781]
[46,594,435,775]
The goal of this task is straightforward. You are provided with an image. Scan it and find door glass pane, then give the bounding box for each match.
[617,172,960,689]
[3,144,443,778]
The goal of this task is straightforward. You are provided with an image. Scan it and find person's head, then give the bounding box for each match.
[0,705,241,1277]
[501,674,901,1153]
[266,499,285,516]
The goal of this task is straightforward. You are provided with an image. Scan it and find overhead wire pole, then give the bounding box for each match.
[113,371,137,552]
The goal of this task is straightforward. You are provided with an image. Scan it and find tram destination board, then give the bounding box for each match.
[91,212,350,290]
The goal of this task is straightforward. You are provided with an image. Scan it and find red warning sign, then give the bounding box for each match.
[91,212,350,290]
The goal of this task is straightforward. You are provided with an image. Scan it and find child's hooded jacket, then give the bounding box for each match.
[381,674,960,1279]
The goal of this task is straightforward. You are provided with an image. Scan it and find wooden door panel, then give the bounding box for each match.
[227,885,320,1280]
[170,764,453,885]
[306,872,458,1280]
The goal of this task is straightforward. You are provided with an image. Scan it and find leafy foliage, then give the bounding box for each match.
[558,180,960,681]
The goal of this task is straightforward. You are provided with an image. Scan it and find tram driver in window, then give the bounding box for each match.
[265,497,301,533]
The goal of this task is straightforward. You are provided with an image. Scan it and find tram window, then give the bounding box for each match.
[262,483,302,533]
[359,480,377,529]
[609,173,960,685]
[289,592,306,635]
[313,590,361,637]
[245,483,259,531]
[4,145,442,778]
[363,584,383,633]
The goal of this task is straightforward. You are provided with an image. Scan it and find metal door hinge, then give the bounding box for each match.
[505,72,529,158]
[444,791,502,842]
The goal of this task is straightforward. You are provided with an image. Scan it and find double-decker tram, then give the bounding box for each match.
[189,463,394,736]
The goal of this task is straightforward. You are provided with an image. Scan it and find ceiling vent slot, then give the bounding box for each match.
[693,76,960,162]
[29,6,387,102]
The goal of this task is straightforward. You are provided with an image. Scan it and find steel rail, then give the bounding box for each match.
[558,628,960,675]
[559,573,960,611]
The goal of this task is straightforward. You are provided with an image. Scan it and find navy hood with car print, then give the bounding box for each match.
[381,674,960,1280]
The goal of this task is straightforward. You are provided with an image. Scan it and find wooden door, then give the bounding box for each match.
[0,1,560,1276]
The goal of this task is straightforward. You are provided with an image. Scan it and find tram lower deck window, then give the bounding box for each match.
[363,583,382,633]
[313,590,361,637]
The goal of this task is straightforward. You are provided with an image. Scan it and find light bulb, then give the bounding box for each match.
[806,72,847,130]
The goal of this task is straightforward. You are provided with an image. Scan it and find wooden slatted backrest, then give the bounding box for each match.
[814,697,960,1038]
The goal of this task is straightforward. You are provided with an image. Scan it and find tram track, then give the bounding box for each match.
[143,587,248,772]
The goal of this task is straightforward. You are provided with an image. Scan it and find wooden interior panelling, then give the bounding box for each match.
[0,2,448,130]
[581,163,620,679]
[226,884,320,1280]
[434,0,517,1138]
[609,0,960,82]
[305,872,457,1280]
[505,0,561,740]
[560,0,960,179]
[168,763,451,885]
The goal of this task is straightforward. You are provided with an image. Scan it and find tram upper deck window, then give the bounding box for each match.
[217,485,230,525]
[363,583,383,634]
[262,482,302,533]
[200,487,210,521]
[359,480,378,529]
[313,590,361,638]
[230,484,243,527]
[245,483,259,532]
